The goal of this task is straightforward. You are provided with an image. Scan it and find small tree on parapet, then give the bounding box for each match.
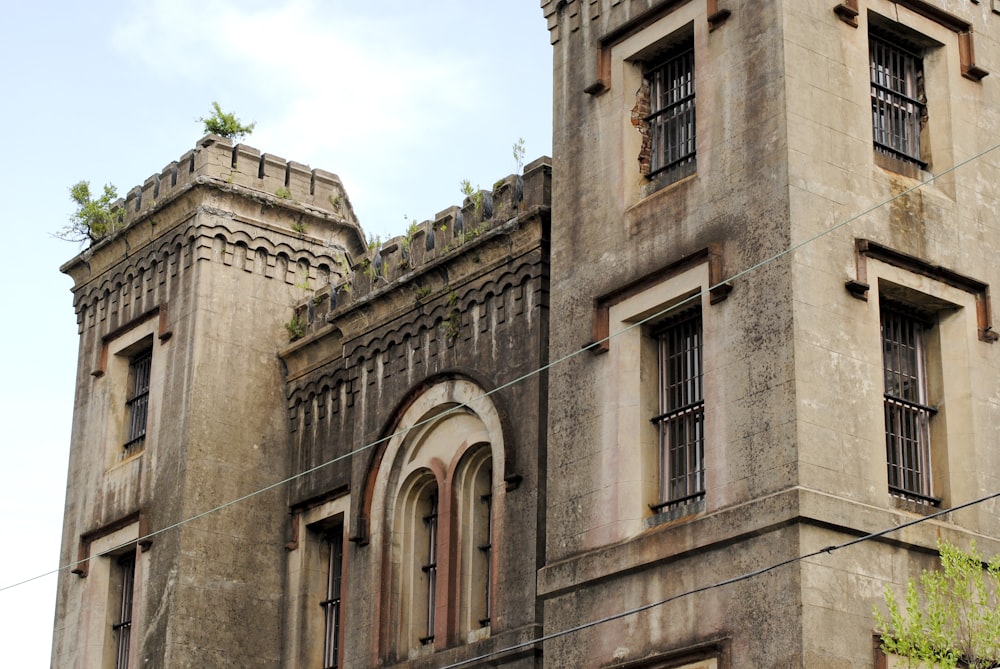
[874,540,1000,669]
[199,101,255,140]
[56,181,126,244]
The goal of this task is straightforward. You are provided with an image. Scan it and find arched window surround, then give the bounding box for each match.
[367,379,506,661]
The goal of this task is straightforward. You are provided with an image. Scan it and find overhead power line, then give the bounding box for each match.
[4,138,1000,596]
[439,489,1000,669]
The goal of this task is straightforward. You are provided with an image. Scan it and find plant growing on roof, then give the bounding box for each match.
[399,216,421,256]
[513,137,526,174]
[285,313,306,341]
[199,101,256,140]
[57,181,127,244]
[460,178,485,221]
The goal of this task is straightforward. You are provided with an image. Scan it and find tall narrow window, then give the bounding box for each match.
[870,29,926,167]
[645,37,696,183]
[123,350,151,456]
[113,552,135,669]
[419,491,438,646]
[651,308,705,510]
[476,469,492,628]
[321,526,344,669]
[882,305,937,503]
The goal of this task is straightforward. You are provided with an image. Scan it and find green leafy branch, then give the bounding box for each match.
[199,101,256,140]
[874,540,1000,669]
[460,179,485,221]
[285,313,306,341]
[513,137,526,175]
[56,181,126,244]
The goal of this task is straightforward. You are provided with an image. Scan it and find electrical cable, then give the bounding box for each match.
[4,138,1000,596]
[437,489,1000,669]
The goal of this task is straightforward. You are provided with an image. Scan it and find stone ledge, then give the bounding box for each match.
[537,487,1000,597]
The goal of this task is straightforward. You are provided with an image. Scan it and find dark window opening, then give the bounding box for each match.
[651,307,705,511]
[643,38,696,186]
[320,526,344,669]
[870,29,927,168]
[882,304,938,504]
[418,492,438,646]
[123,350,151,456]
[477,477,492,628]
[113,552,135,669]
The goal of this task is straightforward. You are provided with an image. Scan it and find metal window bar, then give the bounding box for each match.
[113,552,135,669]
[320,527,343,669]
[881,308,937,503]
[124,351,151,454]
[645,42,696,178]
[418,492,438,646]
[651,309,705,510]
[870,32,926,166]
[477,480,492,628]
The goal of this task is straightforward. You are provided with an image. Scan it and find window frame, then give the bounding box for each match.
[455,444,494,640]
[861,270,973,511]
[320,524,344,669]
[643,36,697,185]
[284,500,350,669]
[100,314,162,468]
[869,27,928,169]
[365,380,506,661]
[600,256,721,536]
[417,486,439,647]
[880,301,939,505]
[112,551,136,669]
[651,306,706,511]
[123,349,152,457]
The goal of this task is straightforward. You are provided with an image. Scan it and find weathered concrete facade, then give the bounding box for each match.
[52,135,366,667]
[53,1,1000,668]
[278,157,551,669]
[52,131,551,668]
[540,0,1000,667]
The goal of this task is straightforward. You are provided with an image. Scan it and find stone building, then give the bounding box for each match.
[52,1,1000,668]
[540,0,1000,667]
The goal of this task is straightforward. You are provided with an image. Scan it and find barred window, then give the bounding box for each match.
[475,468,492,628]
[881,305,937,504]
[651,308,705,510]
[645,38,696,183]
[418,490,438,646]
[123,350,151,456]
[113,552,136,669]
[870,30,926,167]
[321,526,344,669]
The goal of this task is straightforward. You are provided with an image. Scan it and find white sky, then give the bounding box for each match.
[0,2,551,666]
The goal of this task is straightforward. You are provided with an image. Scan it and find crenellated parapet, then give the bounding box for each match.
[279,152,551,504]
[61,136,373,339]
[62,134,365,289]
[285,156,552,342]
[119,134,360,234]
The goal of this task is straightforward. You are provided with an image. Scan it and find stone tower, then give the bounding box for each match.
[539,0,1000,667]
[51,135,365,667]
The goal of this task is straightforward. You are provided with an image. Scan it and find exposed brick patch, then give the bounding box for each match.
[631,77,652,176]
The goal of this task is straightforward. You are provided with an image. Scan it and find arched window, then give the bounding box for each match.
[368,379,505,660]
[393,472,439,652]
[455,444,493,640]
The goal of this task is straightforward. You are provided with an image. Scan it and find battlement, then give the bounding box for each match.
[108,134,360,237]
[286,156,552,341]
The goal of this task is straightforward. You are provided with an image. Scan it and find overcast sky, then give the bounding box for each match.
[0,2,552,665]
